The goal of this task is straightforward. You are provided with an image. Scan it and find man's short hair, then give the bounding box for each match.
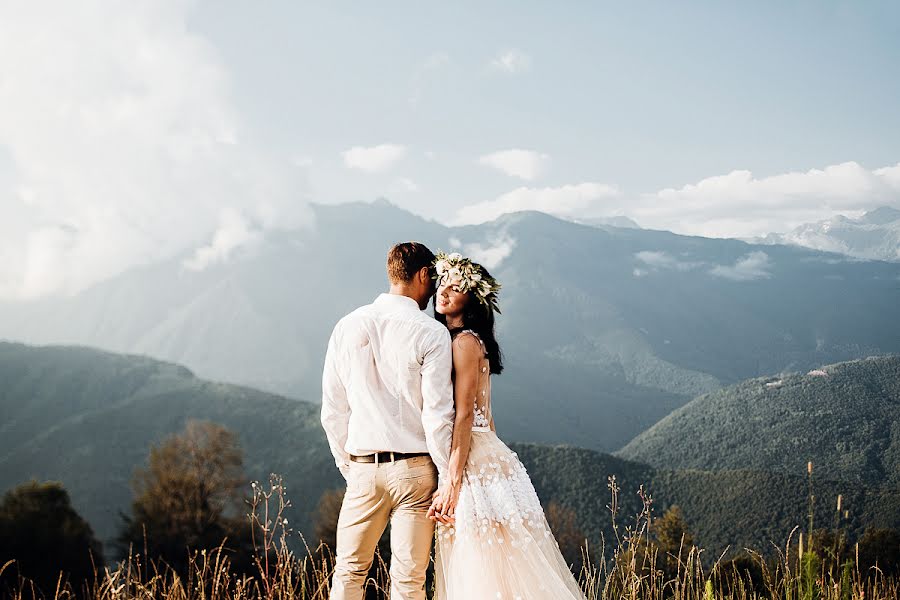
[387,242,436,283]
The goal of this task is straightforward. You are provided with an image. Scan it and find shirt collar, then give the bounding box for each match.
[374,293,422,311]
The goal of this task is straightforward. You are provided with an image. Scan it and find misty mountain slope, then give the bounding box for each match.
[2,343,898,561]
[618,355,900,487]
[483,210,899,381]
[0,201,448,397]
[2,203,900,450]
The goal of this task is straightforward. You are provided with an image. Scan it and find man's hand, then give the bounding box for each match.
[427,483,459,524]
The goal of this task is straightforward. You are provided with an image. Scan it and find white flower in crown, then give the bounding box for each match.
[432,251,502,313]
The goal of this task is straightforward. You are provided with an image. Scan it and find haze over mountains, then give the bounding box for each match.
[756,206,900,263]
[2,202,900,451]
[2,344,898,558]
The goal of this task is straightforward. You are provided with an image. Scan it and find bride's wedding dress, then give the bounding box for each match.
[434,330,586,600]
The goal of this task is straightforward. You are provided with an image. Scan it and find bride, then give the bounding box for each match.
[427,252,586,600]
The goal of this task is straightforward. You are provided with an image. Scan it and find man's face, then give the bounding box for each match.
[416,266,435,310]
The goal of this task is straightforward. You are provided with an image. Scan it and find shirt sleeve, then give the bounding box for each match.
[321,322,351,479]
[420,326,454,485]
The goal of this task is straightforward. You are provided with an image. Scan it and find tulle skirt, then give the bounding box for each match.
[434,430,586,600]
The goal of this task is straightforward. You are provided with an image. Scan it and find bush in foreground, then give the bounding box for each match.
[0,480,103,598]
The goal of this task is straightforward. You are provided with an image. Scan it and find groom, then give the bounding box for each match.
[321,242,456,600]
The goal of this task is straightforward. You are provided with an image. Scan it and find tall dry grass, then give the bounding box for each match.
[2,473,896,600]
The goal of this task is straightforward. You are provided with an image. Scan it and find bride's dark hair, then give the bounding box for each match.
[434,264,504,375]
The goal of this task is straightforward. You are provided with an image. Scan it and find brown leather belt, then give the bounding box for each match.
[350,451,430,464]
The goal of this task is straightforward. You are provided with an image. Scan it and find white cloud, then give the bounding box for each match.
[490,49,531,73]
[478,149,549,181]
[183,208,260,272]
[342,144,407,173]
[458,161,900,239]
[636,161,900,238]
[393,177,419,193]
[709,251,773,281]
[454,182,621,225]
[873,164,900,189]
[0,0,310,300]
[464,234,516,269]
[635,251,678,269]
[634,251,704,272]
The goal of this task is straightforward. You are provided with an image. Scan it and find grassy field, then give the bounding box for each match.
[2,475,897,600]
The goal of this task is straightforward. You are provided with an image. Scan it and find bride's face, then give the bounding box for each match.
[435,277,469,317]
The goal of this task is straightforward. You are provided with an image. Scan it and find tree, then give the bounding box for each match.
[614,504,696,581]
[545,501,590,572]
[653,505,694,573]
[857,528,900,577]
[313,488,345,553]
[116,420,253,575]
[0,480,103,597]
[712,553,766,596]
[811,527,851,574]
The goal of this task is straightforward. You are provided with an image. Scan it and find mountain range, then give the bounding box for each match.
[755,206,900,263]
[2,202,900,451]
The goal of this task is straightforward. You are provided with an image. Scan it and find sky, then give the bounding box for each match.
[1,0,899,299]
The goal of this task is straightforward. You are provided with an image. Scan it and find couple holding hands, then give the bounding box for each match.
[322,242,585,600]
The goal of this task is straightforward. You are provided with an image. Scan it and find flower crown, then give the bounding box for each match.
[433,251,502,314]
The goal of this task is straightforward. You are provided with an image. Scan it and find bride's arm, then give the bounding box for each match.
[429,333,480,522]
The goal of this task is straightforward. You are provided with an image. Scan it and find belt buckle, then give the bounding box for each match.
[375,451,396,465]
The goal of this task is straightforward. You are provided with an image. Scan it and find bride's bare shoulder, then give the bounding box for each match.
[451,330,483,357]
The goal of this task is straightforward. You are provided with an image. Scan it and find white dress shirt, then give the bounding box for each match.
[321,293,455,482]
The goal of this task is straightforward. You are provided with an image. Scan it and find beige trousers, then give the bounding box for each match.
[330,454,438,600]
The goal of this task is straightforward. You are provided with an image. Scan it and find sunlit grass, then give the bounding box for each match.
[2,473,896,600]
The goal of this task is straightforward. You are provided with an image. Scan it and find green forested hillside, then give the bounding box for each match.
[513,444,900,557]
[0,342,342,550]
[2,343,898,562]
[618,355,900,487]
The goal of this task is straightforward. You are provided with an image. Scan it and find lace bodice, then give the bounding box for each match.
[454,329,493,432]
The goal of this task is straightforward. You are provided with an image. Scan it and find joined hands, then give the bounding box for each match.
[427,483,460,525]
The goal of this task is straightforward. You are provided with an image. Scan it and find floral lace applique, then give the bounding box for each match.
[436,448,552,550]
[473,402,490,428]
[458,329,491,431]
